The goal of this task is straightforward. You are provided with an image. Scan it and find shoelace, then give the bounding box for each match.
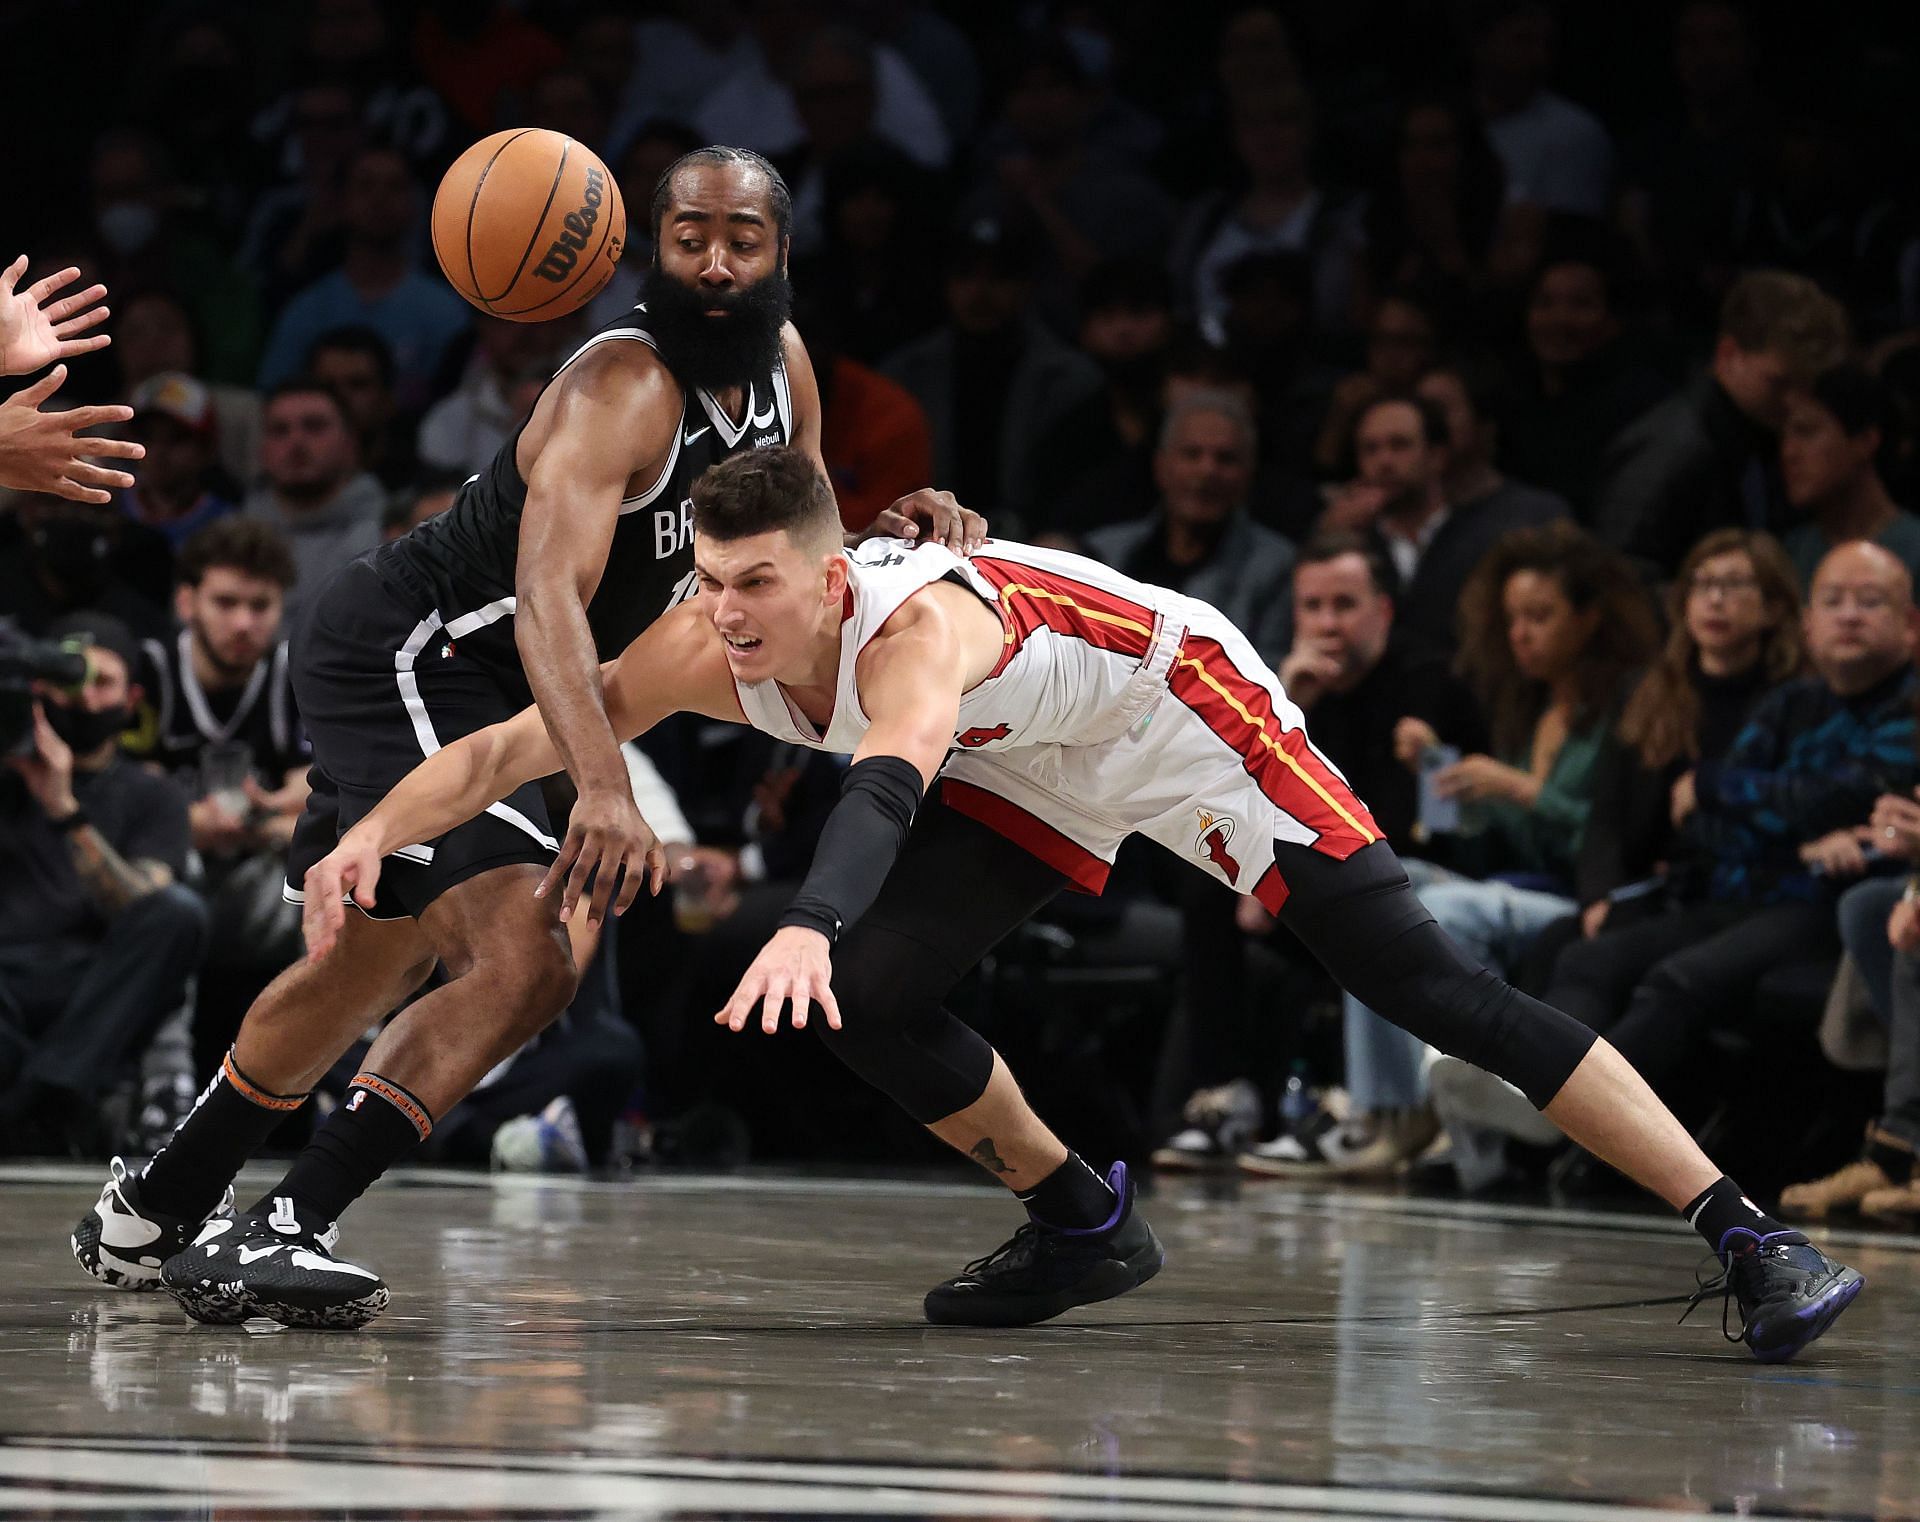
[962,1222,1048,1278]
[1680,1244,1807,1345]
[1678,1251,1747,1345]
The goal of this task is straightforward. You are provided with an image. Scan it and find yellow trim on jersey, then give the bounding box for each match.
[1175,652,1379,845]
[992,583,1157,646]
[988,572,1376,846]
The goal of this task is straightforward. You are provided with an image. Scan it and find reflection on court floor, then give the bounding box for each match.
[3,1167,1915,1521]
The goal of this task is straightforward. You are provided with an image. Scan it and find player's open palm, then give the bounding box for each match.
[303,834,384,960]
[717,926,841,1035]
[537,786,665,926]
[0,257,113,375]
[0,366,143,502]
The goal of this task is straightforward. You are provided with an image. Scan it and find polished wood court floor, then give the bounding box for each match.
[0,1163,1914,1519]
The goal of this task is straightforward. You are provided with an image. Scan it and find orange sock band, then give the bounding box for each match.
[222,1051,306,1113]
[345,1071,434,1140]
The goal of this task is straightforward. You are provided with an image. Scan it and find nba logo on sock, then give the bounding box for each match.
[348,1090,367,1112]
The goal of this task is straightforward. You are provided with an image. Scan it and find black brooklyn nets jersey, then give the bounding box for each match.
[376,303,794,675]
[128,632,309,786]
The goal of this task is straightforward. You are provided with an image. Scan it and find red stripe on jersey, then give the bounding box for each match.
[968,556,1158,677]
[941,778,1112,894]
[1252,862,1289,915]
[1168,634,1380,858]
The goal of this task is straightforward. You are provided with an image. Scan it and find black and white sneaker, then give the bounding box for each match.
[161,1195,389,1330]
[924,1162,1164,1327]
[1238,1108,1375,1178]
[1151,1080,1261,1172]
[71,1157,234,1292]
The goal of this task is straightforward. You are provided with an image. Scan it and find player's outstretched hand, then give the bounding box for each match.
[0,257,113,375]
[536,786,666,926]
[869,487,987,555]
[0,366,143,503]
[303,834,385,961]
[716,925,841,1035]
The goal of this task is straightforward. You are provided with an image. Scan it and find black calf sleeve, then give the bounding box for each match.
[1276,842,1598,1108]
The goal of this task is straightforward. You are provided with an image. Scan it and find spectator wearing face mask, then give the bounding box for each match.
[89,129,261,386]
[0,612,203,1156]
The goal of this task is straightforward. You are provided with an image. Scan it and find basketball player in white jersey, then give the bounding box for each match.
[286,448,1861,1362]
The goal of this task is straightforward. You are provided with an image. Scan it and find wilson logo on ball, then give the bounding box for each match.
[534,165,608,283]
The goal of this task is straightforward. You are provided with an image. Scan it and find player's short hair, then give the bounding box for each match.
[177,516,298,590]
[651,145,793,246]
[692,447,839,553]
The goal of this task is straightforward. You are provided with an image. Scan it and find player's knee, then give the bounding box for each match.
[396,954,439,1005]
[815,1002,992,1124]
[477,934,579,1036]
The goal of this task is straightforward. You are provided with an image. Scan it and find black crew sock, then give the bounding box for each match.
[1682,1175,1800,1254]
[140,1051,306,1220]
[254,1072,432,1226]
[1017,1151,1119,1231]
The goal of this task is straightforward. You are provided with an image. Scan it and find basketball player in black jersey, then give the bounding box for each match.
[72,146,982,1324]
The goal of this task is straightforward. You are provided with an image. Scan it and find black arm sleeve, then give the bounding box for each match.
[777,755,928,944]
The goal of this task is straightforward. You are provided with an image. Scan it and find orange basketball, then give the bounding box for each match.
[431,128,626,322]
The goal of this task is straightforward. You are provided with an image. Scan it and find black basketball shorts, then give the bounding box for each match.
[283,558,558,922]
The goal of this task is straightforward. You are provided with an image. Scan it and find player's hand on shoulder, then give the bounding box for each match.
[716,925,841,1035]
[537,785,667,926]
[867,488,986,555]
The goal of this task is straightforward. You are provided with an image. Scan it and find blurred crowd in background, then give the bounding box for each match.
[8,0,1920,1225]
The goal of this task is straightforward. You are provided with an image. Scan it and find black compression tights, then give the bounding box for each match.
[816,801,1598,1122]
[1273,841,1598,1108]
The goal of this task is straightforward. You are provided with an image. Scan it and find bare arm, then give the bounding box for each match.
[514,346,678,799]
[850,609,968,786]
[715,608,965,1036]
[301,608,737,956]
[781,323,828,478]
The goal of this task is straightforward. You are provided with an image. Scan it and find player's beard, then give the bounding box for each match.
[641,263,794,393]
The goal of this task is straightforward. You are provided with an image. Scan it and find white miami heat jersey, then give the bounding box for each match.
[729,536,1183,755]
[729,535,1382,913]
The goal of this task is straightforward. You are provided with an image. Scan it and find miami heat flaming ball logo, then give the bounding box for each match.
[1194,809,1240,885]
